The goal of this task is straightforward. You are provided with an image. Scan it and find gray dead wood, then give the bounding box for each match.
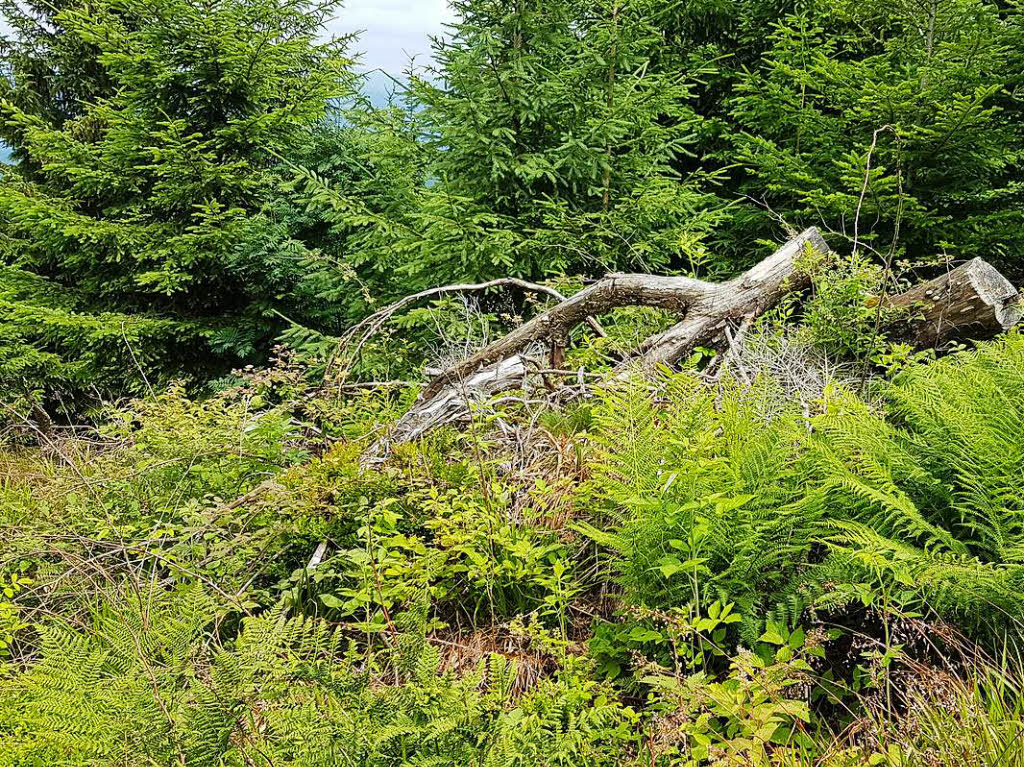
[361,228,827,466]
[359,355,529,467]
[361,230,1021,466]
[885,257,1021,348]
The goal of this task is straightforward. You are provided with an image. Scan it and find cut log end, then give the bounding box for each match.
[359,230,1021,467]
[888,257,1022,348]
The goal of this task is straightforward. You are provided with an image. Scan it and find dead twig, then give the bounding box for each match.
[327,277,607,383]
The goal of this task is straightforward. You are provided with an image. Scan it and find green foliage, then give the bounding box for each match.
[799,251,894,361]
[0,583,216,765]
[694,0,1024,272]
[0,0,354,397]
[582,333,1024,638]
[405,0,725,281]
[4,0,1023,397]
[280,438,576,632]
[0,590,641,766]
[0,264,199,402]
[5,0,1022,396]
[3,333,1024,764]
[273,0,728,332]
[641,621,825,764]
[0,572,29,675]
[0,366,317,618]
[881,671,1024,767]
[579,373,814,639]
[3,0,1024,762]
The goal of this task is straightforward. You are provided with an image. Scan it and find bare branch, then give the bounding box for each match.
[328,277,606,381]
[359,228,1021,467]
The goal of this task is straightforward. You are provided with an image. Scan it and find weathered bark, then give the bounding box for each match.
[625,227,829,371]
[886,257,1021,348]
[362,228,828,466]
[361,230,1021,466]
[360,356,529,467]
[329,277,606,382]
[422,227,828,398]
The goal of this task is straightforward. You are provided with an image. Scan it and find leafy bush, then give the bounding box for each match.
[2,0,1023,762]
[3,334,1024,764]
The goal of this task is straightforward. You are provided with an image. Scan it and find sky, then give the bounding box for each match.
[333,0,454,75]
[0,0,453,75]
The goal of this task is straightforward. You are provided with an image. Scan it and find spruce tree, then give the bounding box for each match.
[665,0,1024,273]
[387,0,725,285]
[0,0,353,399]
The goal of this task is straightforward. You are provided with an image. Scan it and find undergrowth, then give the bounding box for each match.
[1,333,1023,765]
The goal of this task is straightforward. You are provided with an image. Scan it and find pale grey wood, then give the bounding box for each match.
[363,230,1021,465]
[886,257,1021,347]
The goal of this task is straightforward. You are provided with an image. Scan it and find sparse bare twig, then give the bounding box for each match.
[326,277,608,383]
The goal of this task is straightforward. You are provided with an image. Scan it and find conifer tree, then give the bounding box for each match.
[386,0,725,285]
[667,0,1024,272]
[0,0,353,398]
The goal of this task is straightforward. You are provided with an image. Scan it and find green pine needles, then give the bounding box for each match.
[0,0,354,398]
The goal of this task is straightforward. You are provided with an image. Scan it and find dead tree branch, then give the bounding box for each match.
[361,228,827,465]
[359,228,1021,467]
[422,228,828,398]
[329,277,607,381]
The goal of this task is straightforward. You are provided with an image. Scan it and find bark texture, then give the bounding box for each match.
[886,257,1021,348]
[362,228,827,466]
[423,227,828,397]
[360,229,1020,466]
[360,356,529,467]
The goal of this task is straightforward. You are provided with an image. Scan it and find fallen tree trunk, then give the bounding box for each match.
[361,228,827,466]
[419,228,829,398]
[886,257,1021,348]
[625,228,829,371]
[360,355,529,466]
[361,229,1020,466]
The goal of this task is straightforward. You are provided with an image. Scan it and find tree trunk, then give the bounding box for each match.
[886,257,1021,348]
[421,227,827,398]
[360,356,529,467]
[360,230,1020,467]
[625,228,829,371]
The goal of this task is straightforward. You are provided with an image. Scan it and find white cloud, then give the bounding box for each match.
[0,0,452,75]
[329,0,454,74]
